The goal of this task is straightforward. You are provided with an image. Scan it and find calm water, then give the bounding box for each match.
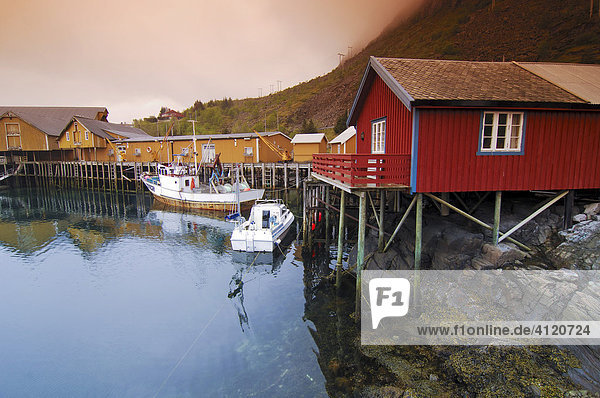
[0,187,339,397]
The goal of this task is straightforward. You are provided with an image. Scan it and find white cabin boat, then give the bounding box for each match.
[231,200,295,252]
[141,161,264,211]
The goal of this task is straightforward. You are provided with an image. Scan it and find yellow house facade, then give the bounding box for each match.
[329,126,356,154]
[290,133,328,162]
[58,116,151,161]
[119,132,292,164]
[0,106,107,161]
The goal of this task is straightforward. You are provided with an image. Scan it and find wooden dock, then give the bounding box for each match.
[5,161,312,193]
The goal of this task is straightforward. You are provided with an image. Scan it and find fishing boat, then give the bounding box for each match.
[230,199,295,252]
[141,156,264,211]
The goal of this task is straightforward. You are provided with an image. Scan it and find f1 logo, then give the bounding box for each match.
[369,278,410,329]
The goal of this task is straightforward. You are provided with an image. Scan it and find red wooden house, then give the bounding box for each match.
[312,57,600,194]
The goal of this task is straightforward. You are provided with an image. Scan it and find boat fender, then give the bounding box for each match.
[244,187,251,192]
[311,222,315,231]
[146,146,152,153]
[318,212,322,222]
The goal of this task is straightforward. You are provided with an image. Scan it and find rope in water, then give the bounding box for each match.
[152,301,226,398]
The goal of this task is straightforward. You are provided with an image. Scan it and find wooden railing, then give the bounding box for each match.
[312,153,411,188]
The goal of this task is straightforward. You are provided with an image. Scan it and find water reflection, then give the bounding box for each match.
[0,186,328,397]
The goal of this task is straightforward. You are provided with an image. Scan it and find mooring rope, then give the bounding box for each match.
[152,301,227,398]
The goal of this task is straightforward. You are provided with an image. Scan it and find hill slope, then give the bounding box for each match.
[134,0,600,137]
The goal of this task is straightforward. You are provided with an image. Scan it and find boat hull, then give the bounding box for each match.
[231,213,294,252]
[142,177,264,211]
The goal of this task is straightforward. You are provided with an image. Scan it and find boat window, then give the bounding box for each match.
[185,179,190,187]
[262,210,270,229]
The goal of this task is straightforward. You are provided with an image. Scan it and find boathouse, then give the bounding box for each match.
[291,133,328,162]
[329,126,356,154]
[120,131,292,164]
[313,57,600,193]
[0,107,108,161]
[58,116,151,161]
[311,57,600,311]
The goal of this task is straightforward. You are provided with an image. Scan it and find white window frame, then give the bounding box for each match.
[480,111,524,153]
[66,130,70,141]
[84,130,89,141]
[5,123,21,149]
[243,146,253,156]
[371,118,386,154]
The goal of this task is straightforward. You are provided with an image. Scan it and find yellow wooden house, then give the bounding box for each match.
[290,133,328,162]
[329,127,356,154]
[120,131,292,164]
[58,116,152,161]
[0,106,108,161]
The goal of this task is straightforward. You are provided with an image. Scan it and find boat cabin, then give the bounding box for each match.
[247,200,291,230]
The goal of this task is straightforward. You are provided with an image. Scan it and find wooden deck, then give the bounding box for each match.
[311,153,411,192]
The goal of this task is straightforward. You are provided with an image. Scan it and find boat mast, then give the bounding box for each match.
[189,119,198,175]
[235,164,241,216]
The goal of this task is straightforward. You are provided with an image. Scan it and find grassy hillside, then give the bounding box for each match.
[134,0,600,137]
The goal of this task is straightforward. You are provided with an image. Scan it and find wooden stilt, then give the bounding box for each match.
[378,191,385,252]
[302,181,307,242]
[564,190,574,230]
[441,192,450,216]
[336,190,345,292]
[492,191,502,245]
[355,191,367,317]
[296,163,300,188]
[414,193,423,270]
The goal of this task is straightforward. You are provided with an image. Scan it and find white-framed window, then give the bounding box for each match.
[66,130,70,141]
[371,118,386,154]
[5,123,21,149]
[84,130,89,141]
[244,147,253,156]
[480,111,524,153]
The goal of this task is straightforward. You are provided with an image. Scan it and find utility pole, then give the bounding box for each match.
[337,53,345,66]
[347,46,353,58]
[270,84,274,95]
[258,88,262,97]
[277,80,282,92]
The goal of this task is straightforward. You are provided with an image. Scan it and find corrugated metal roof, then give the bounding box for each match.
[291,133,326,144]
[516,62,600,104]
[120,131,289,143]
[0,106,107,136]
[329,127,356,144]
[73,116,150,140]
[373,57,586,104]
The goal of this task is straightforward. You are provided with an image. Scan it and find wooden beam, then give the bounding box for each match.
[499,190,569,243]
[425,193,531,251]
[383,195,417,253]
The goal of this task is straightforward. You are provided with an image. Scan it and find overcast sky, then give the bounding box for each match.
[0,0,419,123]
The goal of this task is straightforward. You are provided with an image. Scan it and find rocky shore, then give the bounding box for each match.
[348,195,600,397]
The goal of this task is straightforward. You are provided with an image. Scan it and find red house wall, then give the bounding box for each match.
[416,108,600,192]
[356,75,413,154]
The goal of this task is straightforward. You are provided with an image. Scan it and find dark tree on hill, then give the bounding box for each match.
[144,116,158,123]
[301,119,317,133]
[193,100,204,111]
[334,111,348,135]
